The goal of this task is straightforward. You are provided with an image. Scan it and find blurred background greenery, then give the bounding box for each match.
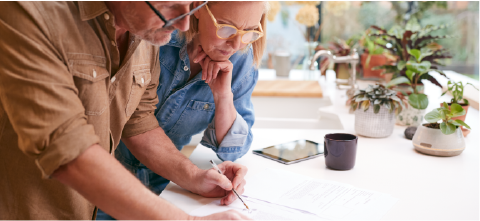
[264,1,479,79]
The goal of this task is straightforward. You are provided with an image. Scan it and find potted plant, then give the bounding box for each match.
[315,38,354,84]
[412,102,470,156]
[349,83,406,138]
[359,30,395,80]
[370,18,452,93]
[440,80,479,137]
[386,49,435,126]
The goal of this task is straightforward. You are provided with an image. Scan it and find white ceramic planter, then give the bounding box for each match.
[396,105,426,126]
[412,125,465,156]
[355,105,396,138]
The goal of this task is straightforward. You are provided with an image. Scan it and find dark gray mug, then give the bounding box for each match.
[324,133,358,170]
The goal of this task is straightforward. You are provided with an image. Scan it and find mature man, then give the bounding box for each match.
[0,1,249,220]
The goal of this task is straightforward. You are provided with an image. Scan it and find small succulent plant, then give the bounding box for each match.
[349,83,406,115]
[425,102,470,135]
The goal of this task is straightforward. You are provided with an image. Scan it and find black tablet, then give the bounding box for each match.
[252,140,323,165]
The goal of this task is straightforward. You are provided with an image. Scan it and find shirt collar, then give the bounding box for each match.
[164,30,189,64]
[166,30,186,48]
[77,1,110,21]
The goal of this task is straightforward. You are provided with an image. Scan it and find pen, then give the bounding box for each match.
[209,160,250,210]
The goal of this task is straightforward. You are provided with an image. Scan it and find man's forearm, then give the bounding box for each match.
[52,144,191,220]
[122,127,202,193]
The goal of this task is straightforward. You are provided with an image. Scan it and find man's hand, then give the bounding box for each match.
[193,210,252,220]
[192,161,248,205]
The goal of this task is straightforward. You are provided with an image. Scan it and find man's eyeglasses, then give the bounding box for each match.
[205,4,263,44]
[145,1,208,28]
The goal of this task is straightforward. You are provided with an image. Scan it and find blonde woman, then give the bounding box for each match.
[98,1,267,219]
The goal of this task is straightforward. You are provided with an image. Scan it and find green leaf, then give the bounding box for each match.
[451,119,471,129]
[365,85,374,93]
[395,104,403,115]
[373,104,381,114]
[366,54,372,67]
[425,109,442,123]
[440,122,456,135]
[408,49,421,62]
[355,95,368,102]
[406,70,415,82]
[466,82,479,91]
[416,85,424,93]
[406,61,431,74]
[387,76,411,88]
[397,61,406,71]
[425,42,443,51]
[351,102,358,112]
[450,103,466,117]
[390,101,396,113]
[406,18,421,32]
[408,94,429,109]
[439,108,447,119]
[361,100,370,111]
[442,102,449,110]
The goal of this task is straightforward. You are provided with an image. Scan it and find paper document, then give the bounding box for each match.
[190,168,398,220]
[190,197,323,220]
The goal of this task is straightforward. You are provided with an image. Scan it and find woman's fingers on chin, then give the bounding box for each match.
[194,46,206,63]
[212,64,220,80]
[204,58,212,82]
[208,62,216,82]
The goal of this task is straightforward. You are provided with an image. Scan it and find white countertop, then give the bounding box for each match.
[164,69,479,220]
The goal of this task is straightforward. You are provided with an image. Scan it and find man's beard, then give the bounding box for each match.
[138,28,175,46]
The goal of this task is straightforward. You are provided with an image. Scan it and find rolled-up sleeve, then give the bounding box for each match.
[200,66,258,162]
[201,112,249,148]
[0,3,100,178]
[122,51,161,138]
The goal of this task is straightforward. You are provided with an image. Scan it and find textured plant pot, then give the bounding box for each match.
[355,105,396,138]
[396,105,426,126]
[412,125,465,157]
[360,54,387,79]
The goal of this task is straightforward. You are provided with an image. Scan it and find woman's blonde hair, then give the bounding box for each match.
[182,1,268,69]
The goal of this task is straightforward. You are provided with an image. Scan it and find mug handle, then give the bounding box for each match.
[324,141,328,157]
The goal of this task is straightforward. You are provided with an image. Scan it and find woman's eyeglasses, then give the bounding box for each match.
[205,5,264,44]
[145,1,208,28]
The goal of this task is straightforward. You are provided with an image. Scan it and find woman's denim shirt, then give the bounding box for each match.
[114,31,257,194]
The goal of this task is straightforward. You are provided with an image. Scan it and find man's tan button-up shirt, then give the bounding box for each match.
[0,1,161,219]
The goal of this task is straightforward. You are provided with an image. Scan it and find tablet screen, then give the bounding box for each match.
[253,140,323,164]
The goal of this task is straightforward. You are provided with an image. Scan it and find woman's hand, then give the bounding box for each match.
[193,45,233,98]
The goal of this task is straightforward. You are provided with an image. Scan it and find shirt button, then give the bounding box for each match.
[104,13,110,20]
[93,69,97,78]
[203,104,209,110]
[183,66,189,71]
[111,76,116,83]
[111,40,116,47]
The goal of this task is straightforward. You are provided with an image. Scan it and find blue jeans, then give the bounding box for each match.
[96,143,172,220]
